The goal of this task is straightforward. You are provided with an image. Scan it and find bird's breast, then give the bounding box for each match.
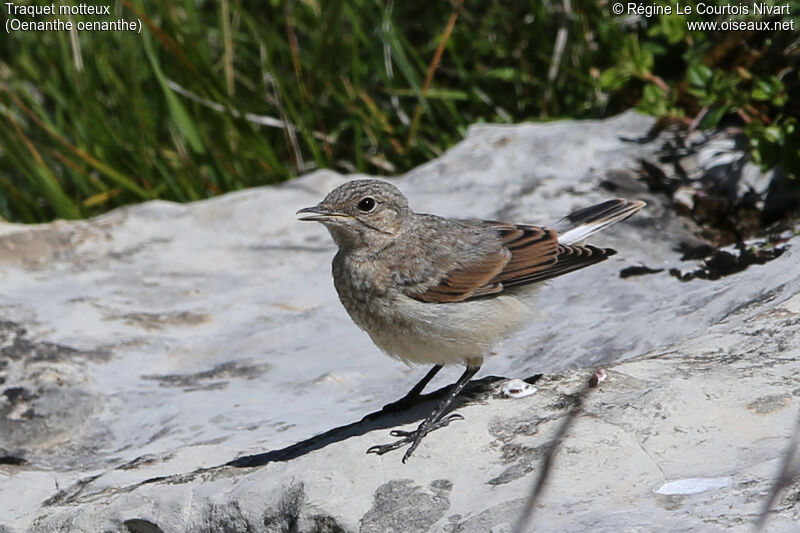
[332,252,530,366]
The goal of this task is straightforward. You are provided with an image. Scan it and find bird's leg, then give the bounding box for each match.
[367,365,480,462]
[380,364,443,413]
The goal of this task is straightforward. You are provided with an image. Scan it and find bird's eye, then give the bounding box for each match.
[357,197,376,212]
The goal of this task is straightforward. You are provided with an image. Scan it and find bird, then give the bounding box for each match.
[297,179,644,462]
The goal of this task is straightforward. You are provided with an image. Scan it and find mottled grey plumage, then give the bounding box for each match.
[297,178,644,461]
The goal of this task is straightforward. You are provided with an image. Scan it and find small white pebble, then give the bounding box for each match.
[655,477,732,495]
[502,379,538,399]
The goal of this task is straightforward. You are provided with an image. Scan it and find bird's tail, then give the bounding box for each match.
[553,198,645,245]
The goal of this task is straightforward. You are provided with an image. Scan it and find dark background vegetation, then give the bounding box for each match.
[0,0,798,223]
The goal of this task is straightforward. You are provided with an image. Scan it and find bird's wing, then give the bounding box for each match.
[407,221,616,304]
[409,246,511,303]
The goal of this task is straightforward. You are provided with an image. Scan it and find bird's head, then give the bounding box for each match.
[297,179,411,251]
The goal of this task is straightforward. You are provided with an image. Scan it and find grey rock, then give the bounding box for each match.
[1,111,798,532]
[361,479,452,533]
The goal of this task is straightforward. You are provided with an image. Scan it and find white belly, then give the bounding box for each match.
[361,294,530,367]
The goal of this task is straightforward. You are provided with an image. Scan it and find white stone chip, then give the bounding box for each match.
[655,477,733,495]
[502,379,538,398]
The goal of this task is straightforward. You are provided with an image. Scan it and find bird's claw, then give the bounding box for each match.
[366,440,410,455]
[365,413,465,461]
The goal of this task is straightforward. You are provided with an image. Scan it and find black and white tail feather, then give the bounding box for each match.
[554,198,646,245]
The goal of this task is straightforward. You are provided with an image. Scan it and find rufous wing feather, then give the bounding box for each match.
[408,221,617,303]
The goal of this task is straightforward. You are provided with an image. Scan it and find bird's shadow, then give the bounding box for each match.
[226,374,541,468]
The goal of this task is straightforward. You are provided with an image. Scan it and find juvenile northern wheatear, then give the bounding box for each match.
[298,179,644,462]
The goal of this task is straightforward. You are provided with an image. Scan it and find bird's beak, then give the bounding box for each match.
[296,205,350,222]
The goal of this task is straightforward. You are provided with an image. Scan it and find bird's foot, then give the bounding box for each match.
[366,413,464,462]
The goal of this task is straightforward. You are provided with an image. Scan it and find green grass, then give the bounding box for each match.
[1,0,797,222]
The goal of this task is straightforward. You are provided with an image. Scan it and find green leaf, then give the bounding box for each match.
[763,126,783,144]
[599,68,628,90]
[486,68,517,81]
[687,64,713,89]
[383,87,469,100]
[699,106,726,129]
[141,28,205,154]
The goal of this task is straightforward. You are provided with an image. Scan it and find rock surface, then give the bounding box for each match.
[1,111,798,532]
